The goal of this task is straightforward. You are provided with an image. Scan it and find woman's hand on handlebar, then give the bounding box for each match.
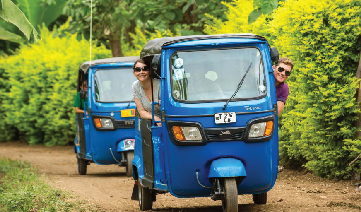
[155,116,162,127]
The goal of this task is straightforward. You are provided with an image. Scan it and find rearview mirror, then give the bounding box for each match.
[270,47,279,65]
[151,54,161,78]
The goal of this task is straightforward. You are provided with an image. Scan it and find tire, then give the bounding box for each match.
[253,192,267,204]
[126,151,134,177]
[77,157,87,175]
[222,178,238,212]
[138,177,153,211]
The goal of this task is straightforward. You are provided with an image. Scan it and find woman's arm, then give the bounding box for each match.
[134,98,161,122]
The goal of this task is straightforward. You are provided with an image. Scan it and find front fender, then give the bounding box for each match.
[117,139,135,152]
[208,158,247,178]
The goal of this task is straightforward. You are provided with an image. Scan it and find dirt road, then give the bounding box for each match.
[0,141,360,212]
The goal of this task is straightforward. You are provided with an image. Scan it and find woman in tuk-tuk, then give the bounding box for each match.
[132,59,161,125]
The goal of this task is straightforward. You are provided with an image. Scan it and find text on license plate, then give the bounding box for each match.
[214,112,236,124]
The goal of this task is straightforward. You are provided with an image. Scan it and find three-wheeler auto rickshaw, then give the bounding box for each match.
[75,56,138,177]
[132,34,280,211]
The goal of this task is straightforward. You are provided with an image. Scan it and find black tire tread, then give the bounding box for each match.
[138,178,153,211]
[222,178,238,212]
[253,192,267,204]
[126,151,134,177]
[77,158,87,175]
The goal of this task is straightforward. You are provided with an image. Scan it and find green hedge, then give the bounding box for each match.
[0,24,111,145]
[205,0,361,178]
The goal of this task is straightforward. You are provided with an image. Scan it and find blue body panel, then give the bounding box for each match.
[134,37,279,197]
[75,62,136,165]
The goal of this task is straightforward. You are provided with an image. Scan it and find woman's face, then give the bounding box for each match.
[133,62,150,82]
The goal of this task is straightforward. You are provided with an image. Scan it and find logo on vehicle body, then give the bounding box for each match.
[245,106,261,111]
[221,130,231,135]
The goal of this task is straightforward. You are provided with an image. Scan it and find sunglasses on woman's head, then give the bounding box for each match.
[134,66,149,72]
[277,67,291,76]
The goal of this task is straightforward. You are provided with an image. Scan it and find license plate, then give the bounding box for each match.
[215,112,236,124]
[121,109,135,117]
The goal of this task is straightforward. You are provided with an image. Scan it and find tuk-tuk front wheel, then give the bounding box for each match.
[253,192,267,204]
[126,151,134,177]
[77,158,87,175]
[138,177,153,211]
[222,178,238,212]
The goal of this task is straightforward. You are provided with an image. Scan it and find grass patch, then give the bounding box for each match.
[327,201,361,210]
[0,158,100,212]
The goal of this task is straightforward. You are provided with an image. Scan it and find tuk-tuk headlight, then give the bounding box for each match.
[172,126,202,141]
[248,121,274,138]
[94,117,115,129]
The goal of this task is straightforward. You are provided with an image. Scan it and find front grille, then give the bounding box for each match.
[115,119,135,129]
[204,127,246,141]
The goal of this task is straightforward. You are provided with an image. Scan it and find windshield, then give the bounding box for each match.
[171,48,266,101]
[94,68,136,102]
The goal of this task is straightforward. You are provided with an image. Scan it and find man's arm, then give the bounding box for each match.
[75,107,84,114]
[277,101,285,115]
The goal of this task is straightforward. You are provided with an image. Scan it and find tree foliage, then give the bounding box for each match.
[0,23,111,145]
[64,0,137,57]
[205,0,361,179]
[248,0,280,24]
[63,0,231,57]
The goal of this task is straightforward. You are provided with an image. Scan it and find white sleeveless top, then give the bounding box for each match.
[132,78,161,117]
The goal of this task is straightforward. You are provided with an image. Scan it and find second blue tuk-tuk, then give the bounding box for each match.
[75,56,138,177]
[132,34,280,211]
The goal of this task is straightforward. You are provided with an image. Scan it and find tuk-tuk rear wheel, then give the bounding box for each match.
[77,158,87,175]
[138,177,153,211]
[222,178,238,212]
[253,192,267,204]
[126,151,134,177]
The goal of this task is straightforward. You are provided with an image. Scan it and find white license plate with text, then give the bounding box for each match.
[215,112,236,124]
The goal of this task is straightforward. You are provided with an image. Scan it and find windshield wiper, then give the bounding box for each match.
[222,63,253,110]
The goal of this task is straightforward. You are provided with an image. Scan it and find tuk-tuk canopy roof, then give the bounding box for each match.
[140,34,266,58]
[79,56,139,73]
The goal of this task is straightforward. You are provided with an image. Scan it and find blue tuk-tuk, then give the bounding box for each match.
[132,34,280,211]
[75,56,138,177]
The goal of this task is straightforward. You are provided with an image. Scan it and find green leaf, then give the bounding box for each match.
[165,12,176,21]
[17,0,67,28]
[248,8,262,24]
[0,0,39,41]
[0,26,23,42]
[261,0,278,14]
[182,2,193,13]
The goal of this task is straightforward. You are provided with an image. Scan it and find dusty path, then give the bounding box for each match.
[0,141,360,212]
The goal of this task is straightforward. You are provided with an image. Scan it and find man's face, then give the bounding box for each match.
[274,63,292,84]
[82,81,88,92]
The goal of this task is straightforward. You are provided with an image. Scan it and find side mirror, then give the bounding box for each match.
[79,89,86,99]
[151,54,161,78]
[270,47,279,65]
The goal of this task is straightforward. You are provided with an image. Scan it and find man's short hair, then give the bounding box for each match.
[277,57,294,70]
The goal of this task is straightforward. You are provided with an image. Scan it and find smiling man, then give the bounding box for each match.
[273,57,294,115]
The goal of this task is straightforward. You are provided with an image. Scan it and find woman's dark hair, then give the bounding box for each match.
[133,59,147,70]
